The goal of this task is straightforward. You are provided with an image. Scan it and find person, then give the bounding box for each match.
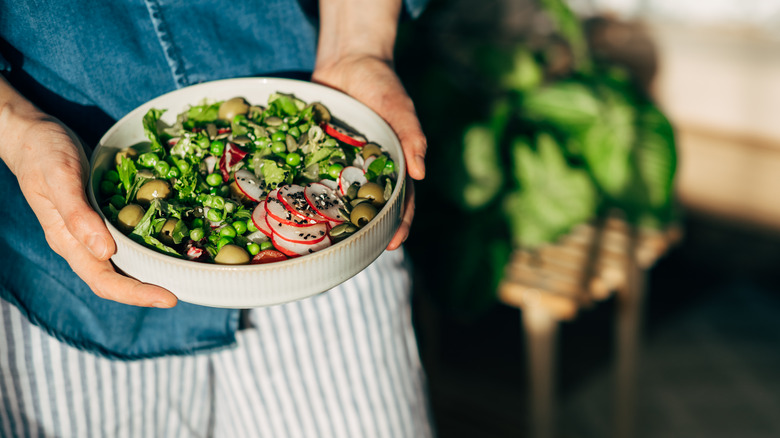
[0,0,433,436]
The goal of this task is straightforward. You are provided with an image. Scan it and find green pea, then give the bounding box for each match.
[218,185,230,197]
[217,236,233,250]
[175,159,190,173]
[271,141,287,154]
[104,170,120,183]
[260,241,273,251]
[206,173,222,187]
[109,194,125,209]
[279,123,289,131]
[191,218,205,228]
[255,137,271,149]
[210,140,225,156]
[189,227,205,241]
[232,220,247,235]
[154,160,170,177]
[288,126,300,138]
[247,242,261,256]
[138,152,159,168]
[327,163,344,179]
[271,131,287,143]
[285,152,301,167]
[247,220,258,232]
[100,180,118,195]
[219,225,237,238]
[166,167,181,179]
[384,159,395,173]
[206,208,223,222]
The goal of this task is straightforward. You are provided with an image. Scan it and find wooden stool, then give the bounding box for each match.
[498,213,680,438]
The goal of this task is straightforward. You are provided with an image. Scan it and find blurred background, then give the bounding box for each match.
[395,1,780,437]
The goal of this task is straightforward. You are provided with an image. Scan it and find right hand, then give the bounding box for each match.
[0,90,178,308]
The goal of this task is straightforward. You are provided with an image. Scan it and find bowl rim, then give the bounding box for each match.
[87,77,405,272]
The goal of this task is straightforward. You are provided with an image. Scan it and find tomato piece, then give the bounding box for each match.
[250,249,288,264]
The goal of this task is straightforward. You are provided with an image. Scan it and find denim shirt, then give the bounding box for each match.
[0,0,427,360]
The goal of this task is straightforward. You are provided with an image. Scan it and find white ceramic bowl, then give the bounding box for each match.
[87,78,405,308]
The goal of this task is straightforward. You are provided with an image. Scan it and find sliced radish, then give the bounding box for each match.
[338,166,368,196]
[277,184,329,223]
[219,142,248,182]
[272,233,332,258]
[204,155,218,174]
[265,215,328,244]
[362,156,376,172]
[304,183,347,223]
[252,201,274,237]
[319,179,339,191]
[265,189,318,226]
[234,169,264,202]
[321,122,367,147]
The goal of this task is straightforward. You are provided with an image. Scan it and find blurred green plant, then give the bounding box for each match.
[398,0,677,316]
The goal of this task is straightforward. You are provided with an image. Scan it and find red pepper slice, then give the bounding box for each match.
[321,122,367,147]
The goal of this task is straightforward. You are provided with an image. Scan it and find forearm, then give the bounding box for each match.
[316,0,403,67]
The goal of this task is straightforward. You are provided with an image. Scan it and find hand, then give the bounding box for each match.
[0,95,178,308]
[312,54,426,250]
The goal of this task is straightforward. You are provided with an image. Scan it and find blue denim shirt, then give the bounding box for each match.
[0,0,427,360]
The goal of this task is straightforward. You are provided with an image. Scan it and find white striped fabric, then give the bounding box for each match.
[0,249,434,438]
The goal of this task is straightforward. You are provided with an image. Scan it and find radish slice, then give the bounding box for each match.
[265,189,317,226]
[352,154,365,169]
[272,233,332,258]
[362,156,376,172]
[277,184,329,223]
[338,166,368,196]
[234,169,264,202]
[265,215,328,244]
[203,156,218,174]
[219,142,248,182]
[321,122,367,147]
[319,179,339,191]
[304,183,347,223]
[251,201,274,237]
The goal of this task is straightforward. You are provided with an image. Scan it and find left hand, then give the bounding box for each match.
[312,54,426,250]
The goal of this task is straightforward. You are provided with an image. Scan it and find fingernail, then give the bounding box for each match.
[152,301,174,309]
[87,234,108,259]
[415,155,426,177]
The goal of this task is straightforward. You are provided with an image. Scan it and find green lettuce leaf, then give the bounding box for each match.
[142,109,166,155]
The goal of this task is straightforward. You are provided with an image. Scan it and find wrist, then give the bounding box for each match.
[315,0,402,69]
[0,80,47,173]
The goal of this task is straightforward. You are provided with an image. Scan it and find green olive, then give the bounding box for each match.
[114,148,139,166]
[357,182,385,208]
[218,97,250,121]
[116,204,145,232]
[135,179,172,205]
[214,244,251,265]
[361,143,382,160]
[350,202,378,228]
[158,218,179,245]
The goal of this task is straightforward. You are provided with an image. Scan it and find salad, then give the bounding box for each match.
[97,93,397,265]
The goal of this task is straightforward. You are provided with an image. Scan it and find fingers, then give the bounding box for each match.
[387,177,415,250]
[67,239,178,307]
[42,151,116,261]
[381,94,427,181]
